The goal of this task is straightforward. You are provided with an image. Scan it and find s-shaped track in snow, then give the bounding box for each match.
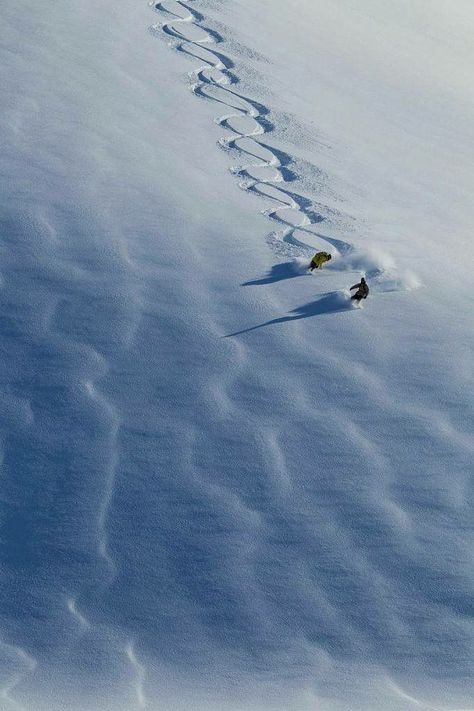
[150,0,351,259]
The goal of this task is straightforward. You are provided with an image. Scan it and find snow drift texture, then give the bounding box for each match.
[0,0,473,710]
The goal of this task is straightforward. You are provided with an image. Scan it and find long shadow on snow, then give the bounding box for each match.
[225,291,353,337]
[242,261,307,286]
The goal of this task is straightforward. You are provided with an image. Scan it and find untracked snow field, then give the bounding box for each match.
[0,1,473,710]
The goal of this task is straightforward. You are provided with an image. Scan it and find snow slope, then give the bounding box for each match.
[0,0,473,709]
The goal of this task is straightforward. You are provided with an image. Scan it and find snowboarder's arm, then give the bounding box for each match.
[350,283,359,290]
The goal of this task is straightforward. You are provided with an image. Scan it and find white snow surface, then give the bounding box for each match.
[0,0,473,710]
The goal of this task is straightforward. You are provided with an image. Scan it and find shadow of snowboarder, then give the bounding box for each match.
[225,291,353,337]
[242,261,307,286]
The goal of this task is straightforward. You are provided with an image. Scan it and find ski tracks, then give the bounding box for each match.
[150,0,339,257]
[149,0,425,292]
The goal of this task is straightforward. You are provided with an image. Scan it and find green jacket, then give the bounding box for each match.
[311,252,331,267]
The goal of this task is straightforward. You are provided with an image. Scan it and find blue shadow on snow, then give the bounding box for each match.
[225,291,353,337]
[242,261,308,286]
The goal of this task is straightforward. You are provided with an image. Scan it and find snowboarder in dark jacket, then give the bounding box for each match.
[309,252,332,271]
[350,277,369,301]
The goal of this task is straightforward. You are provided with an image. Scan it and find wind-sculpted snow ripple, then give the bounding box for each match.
[0,206,144,708]
[0,0,469,708]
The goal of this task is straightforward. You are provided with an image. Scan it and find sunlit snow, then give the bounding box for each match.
[0,1,473,710]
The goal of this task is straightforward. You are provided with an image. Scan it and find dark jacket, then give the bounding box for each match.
[350,279,369,299]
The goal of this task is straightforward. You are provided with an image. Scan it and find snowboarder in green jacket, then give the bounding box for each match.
[309,251,332,271]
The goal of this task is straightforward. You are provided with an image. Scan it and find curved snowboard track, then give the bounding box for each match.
[150,0,351,260]
[150,0,421,292]
[149,0,423,294]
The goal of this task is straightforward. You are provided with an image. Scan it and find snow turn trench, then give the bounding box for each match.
[150,1,335,248]
[150,0,421,291]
